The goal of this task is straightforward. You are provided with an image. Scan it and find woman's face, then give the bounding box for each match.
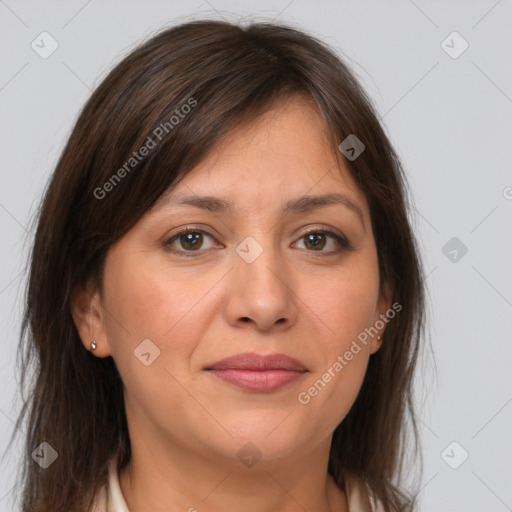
[75,95,390,466]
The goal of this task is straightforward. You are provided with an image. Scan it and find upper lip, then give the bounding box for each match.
[205,352,308,372]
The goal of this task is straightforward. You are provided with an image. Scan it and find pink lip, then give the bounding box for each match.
[205,353,308,392]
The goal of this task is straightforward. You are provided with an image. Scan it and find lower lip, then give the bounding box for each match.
[207,369,306,392]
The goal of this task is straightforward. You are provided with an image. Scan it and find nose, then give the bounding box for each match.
[224,240,298,332]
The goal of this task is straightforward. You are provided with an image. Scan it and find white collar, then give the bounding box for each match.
[105,455,130,512]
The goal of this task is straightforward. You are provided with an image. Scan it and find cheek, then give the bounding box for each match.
[297,309,372,438]
[306,260,380,352]
[294,259,378,427]
[101,253,200,366]
[101,255,215,434]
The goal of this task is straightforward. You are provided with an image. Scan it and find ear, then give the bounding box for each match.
[369,280,392,355]
[70,278,112,358]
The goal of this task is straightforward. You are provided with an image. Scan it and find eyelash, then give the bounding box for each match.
[163,226,354,258]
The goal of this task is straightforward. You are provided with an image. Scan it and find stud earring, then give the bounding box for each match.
[90,340,97,351]
[377,335,382,342]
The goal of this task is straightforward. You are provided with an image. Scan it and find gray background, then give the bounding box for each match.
[1,1,511,510]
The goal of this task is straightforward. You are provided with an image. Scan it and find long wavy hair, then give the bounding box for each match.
[10,18,428,512]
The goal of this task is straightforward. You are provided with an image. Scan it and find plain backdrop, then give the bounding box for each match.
[1,1,511,511]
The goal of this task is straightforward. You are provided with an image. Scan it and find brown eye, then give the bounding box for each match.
[294,229,353,254]
[177,232,203,250]
[164,228,217,255]
[303,232,327,250]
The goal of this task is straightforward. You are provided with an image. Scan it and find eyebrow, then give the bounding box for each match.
[156,193,366,231]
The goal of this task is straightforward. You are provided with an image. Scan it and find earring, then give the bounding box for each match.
[377,335,382,342]
[90,340,97,351]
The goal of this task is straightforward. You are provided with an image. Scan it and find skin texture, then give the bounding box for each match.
[72,95,391,512]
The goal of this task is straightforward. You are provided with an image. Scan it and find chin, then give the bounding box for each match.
[214,413,312,460]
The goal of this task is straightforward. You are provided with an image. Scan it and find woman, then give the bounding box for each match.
[13,19,427,512]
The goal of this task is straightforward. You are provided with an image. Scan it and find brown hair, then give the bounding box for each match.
[11,18,427,512]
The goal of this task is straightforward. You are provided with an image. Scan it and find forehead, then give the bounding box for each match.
[151,95,368,221]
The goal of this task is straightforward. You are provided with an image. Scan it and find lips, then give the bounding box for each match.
[205,353,307,372]
[204,353,308,392]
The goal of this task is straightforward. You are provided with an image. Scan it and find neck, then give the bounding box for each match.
[118,434,348,512]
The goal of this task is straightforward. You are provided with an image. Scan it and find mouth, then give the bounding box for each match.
[204,352,308,392]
